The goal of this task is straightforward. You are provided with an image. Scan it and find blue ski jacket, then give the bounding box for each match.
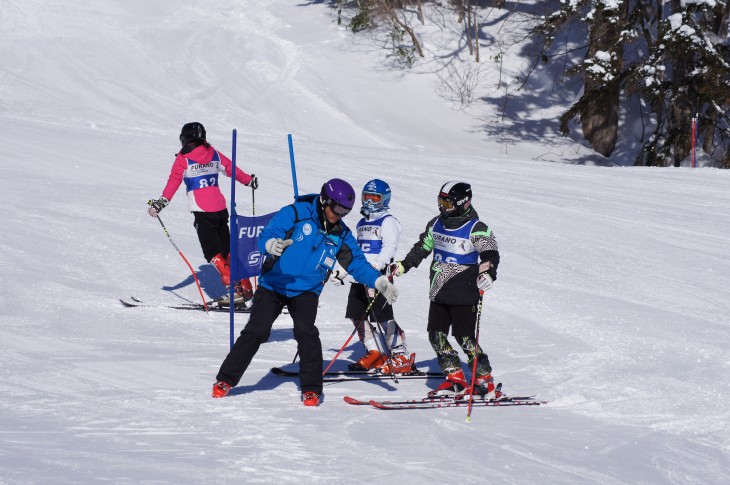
[258,195,381,297]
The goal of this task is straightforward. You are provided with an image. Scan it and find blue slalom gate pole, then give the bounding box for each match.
[288,134,299,199]
[229,129,238,349]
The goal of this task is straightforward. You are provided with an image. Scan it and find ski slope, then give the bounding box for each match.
[1,1,729,483]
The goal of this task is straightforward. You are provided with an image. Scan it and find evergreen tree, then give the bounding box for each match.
[536,0,730,166]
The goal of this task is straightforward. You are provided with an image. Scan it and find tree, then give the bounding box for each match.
[536,0,730,166]
[628,0,730,166]
[332,0,730,166]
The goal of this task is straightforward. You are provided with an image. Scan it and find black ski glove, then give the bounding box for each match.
[147,197,169,218]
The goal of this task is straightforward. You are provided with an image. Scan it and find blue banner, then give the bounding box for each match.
[233,212,276,278]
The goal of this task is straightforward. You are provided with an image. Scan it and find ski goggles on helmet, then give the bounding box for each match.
[437,195,455,212]
[362,192,383,203]
[330,201,351,217]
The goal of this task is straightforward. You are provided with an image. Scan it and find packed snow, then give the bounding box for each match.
[2,0,729,483]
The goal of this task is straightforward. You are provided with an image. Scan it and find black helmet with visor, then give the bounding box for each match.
[438,181,472,217]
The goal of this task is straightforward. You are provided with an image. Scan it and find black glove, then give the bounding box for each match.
[147,197,169,218]
[248,174,259,190]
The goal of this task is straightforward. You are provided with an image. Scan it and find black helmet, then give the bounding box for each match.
[438,181,472,217]
[179,122,206,145]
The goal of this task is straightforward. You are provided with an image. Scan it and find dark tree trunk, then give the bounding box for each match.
[580,6,622,157]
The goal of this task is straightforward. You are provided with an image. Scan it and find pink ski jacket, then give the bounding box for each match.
[161,144,253,212]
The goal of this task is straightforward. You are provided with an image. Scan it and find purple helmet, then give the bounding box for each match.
[321,178,355,214]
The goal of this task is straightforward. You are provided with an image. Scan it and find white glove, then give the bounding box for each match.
[248,174,259,190]
[329,269,347,286]
[367,287,376,298]
[265,238,293,256]
[375,275,398,305]
[477,262,494,292]
[147,197,169,217]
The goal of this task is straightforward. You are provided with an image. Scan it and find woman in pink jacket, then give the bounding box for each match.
[148,122,258,303]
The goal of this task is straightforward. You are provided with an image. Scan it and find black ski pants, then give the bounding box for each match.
[216,287,323,394]
[427,300,492,376]
[193,209,230,262]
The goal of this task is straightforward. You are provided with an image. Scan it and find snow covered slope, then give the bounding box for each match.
[1,0,729,483]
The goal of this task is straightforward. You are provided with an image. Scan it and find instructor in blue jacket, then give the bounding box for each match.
[212,178,399,406]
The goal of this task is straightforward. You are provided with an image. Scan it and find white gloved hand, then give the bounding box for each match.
[367,287,376,298]
[375,275,398,305]
[329,269,347,286]
[477,262,494,292]
[265,238,293,257]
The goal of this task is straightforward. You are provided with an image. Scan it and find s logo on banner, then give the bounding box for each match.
[248,251,262,266]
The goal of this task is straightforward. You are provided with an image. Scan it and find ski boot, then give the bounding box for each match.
[474,374,503,400]
[235,278,254,302]
[377,353,416,374]
[347,350,386,371]
[427,369,468,398]
[457,374,504,401]
[211,253,231,287]
[212,381,231,398]
[302,392,320,407]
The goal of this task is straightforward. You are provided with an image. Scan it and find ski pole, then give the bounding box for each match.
[322,292,380,375]
[149,208,209,313]
[371,272,400,381]
[367,292,399,383]
[229,128,238,347]
[466,291,485,422]
[373,319,399,384]
[288,134,299,199]
[251,180,258,292]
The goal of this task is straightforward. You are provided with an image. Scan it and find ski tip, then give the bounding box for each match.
[368,400,396,410]
[343,396,368,405]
